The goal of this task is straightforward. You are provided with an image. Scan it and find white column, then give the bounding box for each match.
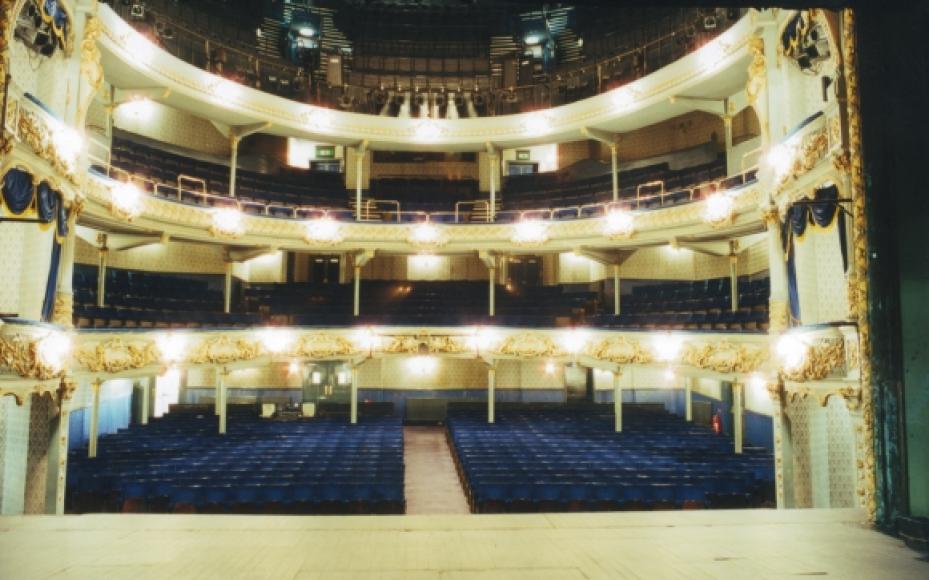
[96,244,108,308]
[353,264,361,317]
[730,253,740,312]
[613,264,621,315]
[488,266,496,317]
[772,389,794,508]
[487,366,496,424]
[610,143,619,201]
[613,371,623,432]
[355,146,365,221]
[488,151,498,221]
[765,212,789,331]
[54,230,76,325]
[732,381,743,454]
[350,367,359,425]
[223,261,233,314]
[218,370,227,435]
[141,378,151,426]
[48,385,72,515]
[88,379,102,458]
[228,136,240,197]
[723,114,733,161]
[685,376,693,422]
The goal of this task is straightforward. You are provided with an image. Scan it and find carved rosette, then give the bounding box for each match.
[494,334,563,358]
[188,335,260,365]
[383,333,467,355]
[682,341,768,374]
[587,336,651,365]
[294,334,358,359]
[75,338,158,374]
[781,338,845,382]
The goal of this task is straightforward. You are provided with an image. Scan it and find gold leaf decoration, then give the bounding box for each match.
[588,336,652,365]
[682,341,768,374]
[294,334,358,358]
[75,338,158,373]
[188,335,259,365]
[494,334,563,358]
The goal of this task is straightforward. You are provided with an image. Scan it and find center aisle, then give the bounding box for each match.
[403,426,471,514]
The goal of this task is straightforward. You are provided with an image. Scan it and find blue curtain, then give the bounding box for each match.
[42,237,61,322]
[37,181,58,222]
[781,185,846,325]
[2,168,34,215]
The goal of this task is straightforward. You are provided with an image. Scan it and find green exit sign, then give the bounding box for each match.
[316,145,336,159]
[516,150,531,161]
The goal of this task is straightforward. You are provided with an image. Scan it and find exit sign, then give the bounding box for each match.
[316,145,336,159]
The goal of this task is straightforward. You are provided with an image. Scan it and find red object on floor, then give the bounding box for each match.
[711,410,722,435]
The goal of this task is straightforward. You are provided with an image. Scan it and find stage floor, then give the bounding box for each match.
[1,509,926,579]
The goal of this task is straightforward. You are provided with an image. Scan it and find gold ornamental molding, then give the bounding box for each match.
[294,334,359,359]
[774,125,831,190]
[51,292,73,328]
[682,341,768,374]
[383,333,468,355]
[494,333,564,359]
[188,335,260,365]
[587,336,652,365]
[785,383,861,411]
[781,337,845,383]
[15,108,81,186]
[74,338,158,374]
[745,36,766,108]
[0,333,65,380]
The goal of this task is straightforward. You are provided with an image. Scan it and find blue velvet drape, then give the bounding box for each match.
[781,185,846,325]
[2,168,34,215]
[37,181,58,222]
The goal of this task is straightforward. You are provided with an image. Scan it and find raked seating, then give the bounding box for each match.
[447,406,774,513]
[67,407,405,515]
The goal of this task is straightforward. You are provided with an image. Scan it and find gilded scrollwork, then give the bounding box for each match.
[775,127,831,189]
[587,336,651,365]
[188,335,259,365]
[682,341,768,374]
[494,333,563,358]
[16,108,81,185]
[0,334,63,380]
[746,36,766,108]
[781,338,845,383]
[294,334,358,358]
[383,333,467,355]
[75,338,158,373]
[51,292,73,328]
[768,299,789,333]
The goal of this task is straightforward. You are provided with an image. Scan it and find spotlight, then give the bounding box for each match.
[156,332,187,365]
[36,332,71,372]
[604,208,635,238]
[777,334,808,371]
[259,328,294,354]
[703,193,734,226]
[303,216,341,245]
[511,219,548,245]
[210,207,245,237]
[110,181,144,220]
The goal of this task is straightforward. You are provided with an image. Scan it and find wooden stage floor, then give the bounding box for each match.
[2,508,927,579]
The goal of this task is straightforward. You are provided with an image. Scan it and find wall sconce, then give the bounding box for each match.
[703,192,735,227]
[109,181,144,221]
[603,208,636,238]
[303,216,342,245]
[156,332,187,365]
[35,332,71,373]
[210,207,245,238]
[511,219,548,246]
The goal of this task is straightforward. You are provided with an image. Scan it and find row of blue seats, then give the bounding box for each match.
[447,407,774,512]
[67,409,405,514]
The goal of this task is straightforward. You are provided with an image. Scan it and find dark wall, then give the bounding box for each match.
[855,1,929,525]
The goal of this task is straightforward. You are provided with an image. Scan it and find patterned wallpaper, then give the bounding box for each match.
[795,226,849,324]
[0,396,30,514]
[24,395,50,514]
[75,237,228,275]
[17,226,54,320]
[0,226,25,315]
[738,239,769,276]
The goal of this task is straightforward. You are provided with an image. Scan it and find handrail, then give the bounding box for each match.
[454,200,490,223]
[178,174,207,196]
[90,155,761,227]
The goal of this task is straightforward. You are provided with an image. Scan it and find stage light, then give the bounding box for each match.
[697,40,728,72]
[259,328,293,354]
[50,121,83,169]
[766,142,796,178]
[303,216,341,245]
[413,120,441,142]
[298,26,315,37]
[524,34,541,45]
[110,181,144,220]
[603,208,635,238]
[703,192,734,226]
[512,219,548,245]
[560,329,589,355]
[407,355,438,375]
[156,332,187,365]
[524,112,551,136]
[611,87,636,110]
[210,207,245,238]
[652,332,684,362]
[35,332,71,372]
[777,334,808,371]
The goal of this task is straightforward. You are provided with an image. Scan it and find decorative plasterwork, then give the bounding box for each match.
[15,107,81,186]
[494,334,563,359]
[784,383,861,411]
[587,336,652,365]
[78,15,104,127]
[745,36,766,107]
[188,335,260,365]
[682,341,768,374]
[0,334,63,380]
[74,338,158,373]
[51,292,73,328]
[382,333,467,355]
[294,334,358,358]
[781,337,846,383]
[774,126,831,191]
